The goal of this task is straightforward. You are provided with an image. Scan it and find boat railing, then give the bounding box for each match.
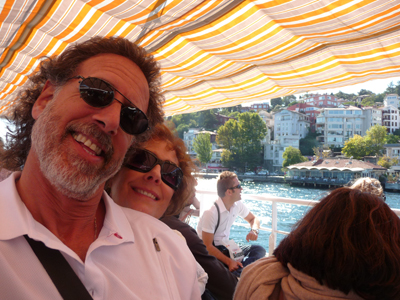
[196,189,400,256]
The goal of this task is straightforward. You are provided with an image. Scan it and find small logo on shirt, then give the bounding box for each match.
[114,233,123,239]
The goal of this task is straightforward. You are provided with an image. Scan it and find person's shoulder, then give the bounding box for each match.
[203,200,219,214]
[122,207,172,231]
[161,216,198,238]
[240,256,289,283]
[0,172,19,198]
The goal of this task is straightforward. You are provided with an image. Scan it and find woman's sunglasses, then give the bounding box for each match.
[124,148,183,190]
[69,76,149,135]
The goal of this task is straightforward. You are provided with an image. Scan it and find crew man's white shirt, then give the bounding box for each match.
[0,172,201,300]
[197,197,249,246]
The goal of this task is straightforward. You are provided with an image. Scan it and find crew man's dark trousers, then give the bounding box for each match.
[232,244,266,277]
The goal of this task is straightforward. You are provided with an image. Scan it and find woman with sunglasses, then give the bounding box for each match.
[107,123,210,297]
[108,123,195,218]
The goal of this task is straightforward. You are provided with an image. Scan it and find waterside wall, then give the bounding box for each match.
[194,173,400,192]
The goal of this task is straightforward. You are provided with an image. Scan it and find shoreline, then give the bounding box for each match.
[194,173,400,192]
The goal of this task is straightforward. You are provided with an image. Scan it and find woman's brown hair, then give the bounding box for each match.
[274,187,400,299]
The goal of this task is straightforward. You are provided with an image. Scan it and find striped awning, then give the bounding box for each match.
[0,0,400,117]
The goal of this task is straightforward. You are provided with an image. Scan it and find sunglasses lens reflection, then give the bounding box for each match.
[80,78,114,107]
[79,77,149,135]
[126,149,182,189]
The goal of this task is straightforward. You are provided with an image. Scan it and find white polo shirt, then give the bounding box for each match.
[0,172,200,300]
[197,197,249,246]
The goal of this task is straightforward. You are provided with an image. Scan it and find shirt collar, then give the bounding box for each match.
[0,172,134,247]
[216,197,229,213]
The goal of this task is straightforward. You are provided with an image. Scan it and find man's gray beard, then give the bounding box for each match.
[31,100,125,201]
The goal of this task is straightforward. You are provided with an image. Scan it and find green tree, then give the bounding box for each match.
[396,80,400,96]
[385,134,400,144]
[393,128,400,136]
[216,119,238,151]
[335,91,355,101]
[378,155,398,169]
[288,101,298,107]
[342,125,388,159]
[228,111,240,118]
[176,124,189,139]
[361,96,376,107]
[342,135,368,160]
[385,81,396,94]
[283,95,296,106]
[270,97,283,108]
[282,146,307,167]
[193,133,212,166]
[198,110,218,131]
[272,105,282,112]
[364,125,387,156]
[299,131,321,156]
[217,112,267,171]
[221,149,234,169]
[358,89,373,95]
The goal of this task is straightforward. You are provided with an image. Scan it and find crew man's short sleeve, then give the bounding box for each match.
[199,207,218,235]
[236,201,250,219]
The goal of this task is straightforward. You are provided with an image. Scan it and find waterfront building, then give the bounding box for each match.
[316,106,366,148]
[207,149,228,172]
[384,143,400,173]
[270,109,310,172]
[382,105,400,133]
[183,128,218,157]
[286,158,386,185]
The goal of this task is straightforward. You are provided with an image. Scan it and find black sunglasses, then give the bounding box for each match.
[124,148,183,190]
[229,184,241,190]
[70,76,149,135]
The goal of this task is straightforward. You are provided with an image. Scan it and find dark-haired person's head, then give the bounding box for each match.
[274,187,400,299]
[2,36,164,173]
[108,123,196,218]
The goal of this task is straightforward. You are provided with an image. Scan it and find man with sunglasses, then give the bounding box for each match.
[197,171,266,277]
[0,37,200,299]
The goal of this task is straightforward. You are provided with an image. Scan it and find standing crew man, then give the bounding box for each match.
[0,37,200,299]
[197,171,266,277]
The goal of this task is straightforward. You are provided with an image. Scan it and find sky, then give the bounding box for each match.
[303,76,400,96]
[1,76,399,143]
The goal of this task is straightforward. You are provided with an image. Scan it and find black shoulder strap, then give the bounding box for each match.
[213,202,221,247]
[214,202,220,234]
[24,235,93,300]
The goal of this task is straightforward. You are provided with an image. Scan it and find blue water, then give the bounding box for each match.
[192,178,400,254]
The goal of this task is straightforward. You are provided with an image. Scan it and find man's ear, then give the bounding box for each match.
[32,80,55,120]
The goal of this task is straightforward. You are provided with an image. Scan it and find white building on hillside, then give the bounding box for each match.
[316,106,365,148]
[362,107,382,129]
[269,110,310,171]
[382,106,400,133]
[384,94,400,108]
